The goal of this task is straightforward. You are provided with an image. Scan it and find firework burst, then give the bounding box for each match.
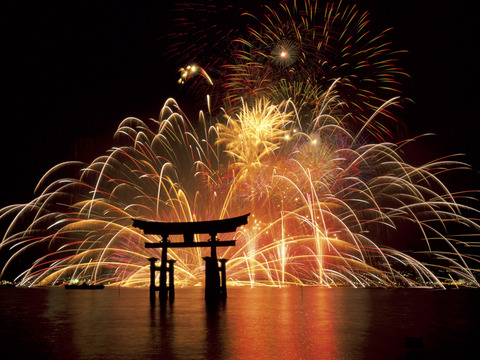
[170,0,407,138]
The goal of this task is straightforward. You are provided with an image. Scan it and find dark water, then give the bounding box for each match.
[0,287,479,360]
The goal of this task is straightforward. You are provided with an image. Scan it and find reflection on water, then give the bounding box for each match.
[0,287,478,359]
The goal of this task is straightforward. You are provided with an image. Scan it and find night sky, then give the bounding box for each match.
[1,0,479,209]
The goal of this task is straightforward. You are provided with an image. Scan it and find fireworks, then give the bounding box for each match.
[1,1,479,288]
[170,0,407,138]
[1,93,479,288]
[178,64,213,85]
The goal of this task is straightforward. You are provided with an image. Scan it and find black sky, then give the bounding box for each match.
[1,0,479,208]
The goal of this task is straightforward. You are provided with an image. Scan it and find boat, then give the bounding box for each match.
[65,282,104,290]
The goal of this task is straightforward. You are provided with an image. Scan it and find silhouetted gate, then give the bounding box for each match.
[132,214,249,302]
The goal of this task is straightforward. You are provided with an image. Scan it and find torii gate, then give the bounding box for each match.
[132,214,249,302]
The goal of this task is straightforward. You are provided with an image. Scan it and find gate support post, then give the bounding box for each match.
[148,257,158,303]
[219,258,228,299]
[158,246,168,302]
[167,259,176,300]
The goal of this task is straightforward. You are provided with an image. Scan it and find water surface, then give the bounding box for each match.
[0,287,478,359]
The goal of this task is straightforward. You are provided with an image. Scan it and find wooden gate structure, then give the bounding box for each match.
[132,214,249,302]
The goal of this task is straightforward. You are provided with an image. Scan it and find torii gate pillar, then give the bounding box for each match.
[148,256,176,302]
[203,234,230,300]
